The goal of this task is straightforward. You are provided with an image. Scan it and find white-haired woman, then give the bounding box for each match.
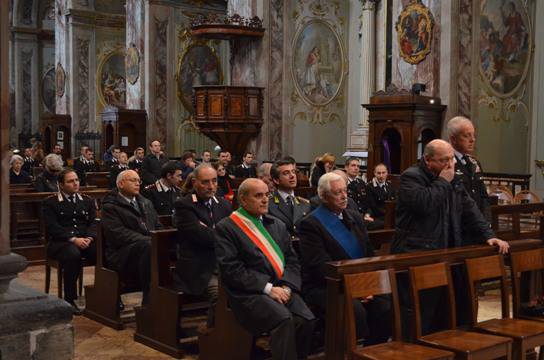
[34,154,64,192]
[10,154,32,184]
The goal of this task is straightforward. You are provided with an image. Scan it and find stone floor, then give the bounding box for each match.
[16,265,505,359]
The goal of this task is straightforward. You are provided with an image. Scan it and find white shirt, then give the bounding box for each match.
[277,189,295,204]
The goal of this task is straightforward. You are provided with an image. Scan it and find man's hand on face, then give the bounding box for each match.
[439,164,455,182]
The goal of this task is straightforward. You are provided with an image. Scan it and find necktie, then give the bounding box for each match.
[205,201,215,228]
[131,199,139,212]
[69,194,75,204]
[286,195,294,215]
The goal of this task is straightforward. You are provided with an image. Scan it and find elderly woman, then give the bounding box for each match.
[34,154,63,192]
[310,152,336,187]
[10,154,32,184]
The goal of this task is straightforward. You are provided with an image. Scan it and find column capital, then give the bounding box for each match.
[360,0,380,11]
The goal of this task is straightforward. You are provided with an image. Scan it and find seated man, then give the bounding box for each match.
[258,162,275,192]
[366,163,396,228]
[42,169,97,314]
[128,147,145,173]
[74,147,99,186]
[268,158,310,239]
[344,157,369,214]
[104,146,121,171]
[109,152,130,189]
[143,161,183,215]
[299,172,390,345]
[141,140,168,186]
[101,169,162,305]
[22,147,36,174]
[178,152,196,179]
[234,152,257,178]
[216,179,315,360]
[173,164,232,326]
[309,170,359,213]
[51,143,67,167]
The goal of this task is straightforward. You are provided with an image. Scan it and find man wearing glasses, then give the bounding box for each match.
[101,169,162,305]
[42,169,97,315]
[142,161,184,215]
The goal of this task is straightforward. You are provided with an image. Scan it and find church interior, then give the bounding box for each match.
[2,0,544,359]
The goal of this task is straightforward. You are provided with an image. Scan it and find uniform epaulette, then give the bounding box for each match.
[296,196,310,204]
[144,184,155,191]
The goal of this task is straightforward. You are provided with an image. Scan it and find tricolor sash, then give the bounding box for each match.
[230,208,285,278]
[312,206,364,259]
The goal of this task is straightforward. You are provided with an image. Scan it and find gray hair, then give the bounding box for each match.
[257,162,272,177]
[116,169,136,187]
[318,172,343,200]
[44,153,64,172]
[10,154,23,166]
[192,163,215,179]
[446,116,472,138]
[237,178,264,202]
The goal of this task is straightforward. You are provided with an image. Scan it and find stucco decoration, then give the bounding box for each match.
[55,62,65,98]
[125,43,140,85]
[96,50,126,109]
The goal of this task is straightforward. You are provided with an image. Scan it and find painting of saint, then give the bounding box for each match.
[479,0,531,97]
[98,53,126,108]
[396,1,434,65]
[177,44,222,113]
[292,20,346,106]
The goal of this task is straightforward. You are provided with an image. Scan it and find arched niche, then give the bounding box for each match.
[417,128,437,159]
[380,127,402,174]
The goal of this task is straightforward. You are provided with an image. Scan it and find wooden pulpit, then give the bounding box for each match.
[363,87,446,178]
[101,106,147,156]
[40,113,72,159]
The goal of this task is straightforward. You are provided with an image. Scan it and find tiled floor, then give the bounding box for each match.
[16,265,505,359]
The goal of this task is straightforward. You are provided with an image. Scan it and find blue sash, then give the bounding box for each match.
[312,206,364,259]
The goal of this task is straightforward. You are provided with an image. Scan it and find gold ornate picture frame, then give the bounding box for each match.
[395,0,434,65]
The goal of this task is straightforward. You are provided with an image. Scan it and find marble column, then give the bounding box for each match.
[55,0,70,115]
[126,0,145,109]
[348,0,377,151]
[1,3,74,358]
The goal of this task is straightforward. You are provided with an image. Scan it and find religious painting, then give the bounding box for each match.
[291,19,346,107]
[125,43,140,85]
[395,0,434,65]
[55,62,65,98]
[97,51,126,108]
[479,0,532,98]
[176,44,222,113]
[41,66,56,113]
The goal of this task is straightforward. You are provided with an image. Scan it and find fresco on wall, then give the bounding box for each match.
[292,19,346,107]
[395,0,434,65]
[177,44,222,113]
[41,66,56,113]
[479,0,531,98]
[98,52,126,108]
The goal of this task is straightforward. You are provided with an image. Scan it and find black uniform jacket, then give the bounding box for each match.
[141,153,168,186]
[298,208,374,309]
[173,193,232,295]
[267,191,311,237]
[101,190,162,271]
[216,213,315,335]
[73,157,100,186]
[366,179,396,218]
[392,160,495,254]
[142,180,183,215]
[42,192,97,258]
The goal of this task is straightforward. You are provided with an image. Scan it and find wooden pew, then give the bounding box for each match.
[85,171,110,188]
[9,188,110,264]
[84,222,141,329]
[323,239,543,360]
[490,203,544,240]
[134,228,208,358]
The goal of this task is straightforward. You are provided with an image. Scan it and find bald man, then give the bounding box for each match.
[392,139,508,332]
[216,178,315,360]
[447,116,491,234]
[101,170,162,305]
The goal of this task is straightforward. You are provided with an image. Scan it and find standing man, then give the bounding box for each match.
[129,147,145,173]
[101,169,162,305]
[447,116,490,223]
[141,140,168,186]
[143,161,183,215]
[392,139,509,333]
[234,152,257,178]
[42,169,97,314]
[216,179,315,360]
[366,163,396,228]
[268,158,311,239]
[173,164,232,326]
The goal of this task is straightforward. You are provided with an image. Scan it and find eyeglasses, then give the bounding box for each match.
[126,178,142,184]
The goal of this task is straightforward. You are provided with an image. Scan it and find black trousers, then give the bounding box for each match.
[53,242,96,303]
[122,240,151,305]
[269,315,315,360]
